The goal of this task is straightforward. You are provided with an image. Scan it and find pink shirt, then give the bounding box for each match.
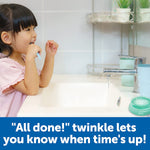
[0,55,27,117]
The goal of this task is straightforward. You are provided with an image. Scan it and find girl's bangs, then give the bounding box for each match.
[13,8,37,33]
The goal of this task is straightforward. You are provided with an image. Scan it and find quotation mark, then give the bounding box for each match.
[12,122,16,126]
[65,123,70,126]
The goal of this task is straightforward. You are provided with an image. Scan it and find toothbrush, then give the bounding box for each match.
[29,42,41,59]
[37,52,41,60]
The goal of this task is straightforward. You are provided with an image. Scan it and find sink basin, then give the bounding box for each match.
[42,82,108,108]
[18,75,137,117]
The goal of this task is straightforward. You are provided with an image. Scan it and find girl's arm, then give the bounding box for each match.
[39,40,58,87]
[12,45,42,95]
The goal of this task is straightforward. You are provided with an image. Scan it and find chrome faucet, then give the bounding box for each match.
[103,56,146,93]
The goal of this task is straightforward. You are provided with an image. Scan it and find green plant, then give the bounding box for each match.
[139,0,150,8]
[117,0,131,8]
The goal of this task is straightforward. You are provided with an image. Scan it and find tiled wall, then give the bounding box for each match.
[0,0,129,74]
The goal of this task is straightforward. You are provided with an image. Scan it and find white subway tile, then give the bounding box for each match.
[43,12,93,52]
[0,0,43,11]
[54,52,92,74]
[94,23,121,52]
[94,0,112,12]
[44,0,91,11]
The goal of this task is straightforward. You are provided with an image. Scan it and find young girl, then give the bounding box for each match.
[0,4,58,117]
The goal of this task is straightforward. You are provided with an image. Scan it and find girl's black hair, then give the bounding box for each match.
[0,3,37,56]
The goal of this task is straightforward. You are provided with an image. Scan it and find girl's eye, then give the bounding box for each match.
[26,28,30,31]
[25,26,36,31]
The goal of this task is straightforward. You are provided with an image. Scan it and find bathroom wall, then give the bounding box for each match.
[132,24,150,63]
[130,45,150,64]
[0,0,129,74]
[136,24,150,48]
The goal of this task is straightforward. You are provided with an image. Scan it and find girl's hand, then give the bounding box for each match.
[26,44,42,60]
[45,40,58,56]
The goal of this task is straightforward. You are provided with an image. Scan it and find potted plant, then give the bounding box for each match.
[138,0,150,22]
[116,0,131,22]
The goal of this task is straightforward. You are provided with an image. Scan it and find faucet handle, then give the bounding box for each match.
[135,57,146,65]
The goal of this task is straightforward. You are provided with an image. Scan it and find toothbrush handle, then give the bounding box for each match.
[37,53,41,59]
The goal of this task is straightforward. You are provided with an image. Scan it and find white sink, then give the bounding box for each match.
[41,82,108,108]
[18,75,138,117]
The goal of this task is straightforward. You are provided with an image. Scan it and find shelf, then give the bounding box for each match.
[88,12,134,24]
[135,21,150,24]
[88,12,150,24]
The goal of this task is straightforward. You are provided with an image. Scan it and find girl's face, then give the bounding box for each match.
[11,25,37,54]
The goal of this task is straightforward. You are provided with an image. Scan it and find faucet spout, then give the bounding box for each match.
[104,68,137,74]
[103,56,146,93]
